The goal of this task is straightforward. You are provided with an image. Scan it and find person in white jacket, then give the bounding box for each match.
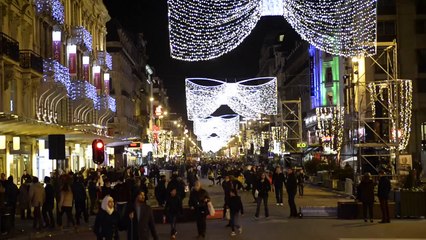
[29,177,45,231]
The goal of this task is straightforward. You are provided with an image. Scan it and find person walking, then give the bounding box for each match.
[378,170,391,223]
[72,175,88,225]
[254,172,271,219]
[42,176,55,228]
[285,168,298,218]
[58,183,76,228]
[29,177,45,231]
[5,176,18,228]
[93,195,120,240]
[164,188,183,239]
[228,189,243,237]
[18,179,32,220]
[222,175,236,226]
[272,166,285,206]
[127,191,159,240]
[188,180,210,239]
[297,169,305,196]
[154,175,167,207]
[357,172,375,223]
[88,176,98,215]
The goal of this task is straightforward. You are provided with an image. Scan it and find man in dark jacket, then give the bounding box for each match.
[72,176,88,225]
[188,181,210,239]
[285,168,298,217]
[154,175,167,207]
[272,167,285,205]
[357,172,375,222]
[164,188,183,239]
[222,175,236,226]
[378,170,391,223]
[88,177,98,215]
[5,176,18,227]
[254,172,271,219]
[42,176,55,228]
[128,191,159,240]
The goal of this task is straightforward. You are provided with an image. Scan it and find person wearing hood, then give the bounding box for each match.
[94,195,119,240]
[357,172,375,223]
[127,190,158,240]
[5,176,18,228]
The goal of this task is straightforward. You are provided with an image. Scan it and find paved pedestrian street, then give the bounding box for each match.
[8,180,426,240]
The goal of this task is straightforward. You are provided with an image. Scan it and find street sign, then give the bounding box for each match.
[297,142,307,148]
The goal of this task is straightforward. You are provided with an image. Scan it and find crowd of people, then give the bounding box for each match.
[0,159,394,239]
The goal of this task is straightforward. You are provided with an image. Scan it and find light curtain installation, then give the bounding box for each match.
[186,77,278,120]
[168,0,377,61]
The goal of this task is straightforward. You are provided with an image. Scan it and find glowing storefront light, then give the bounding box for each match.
[0,136,6,150]
[186,77,277,120]
[13,136,20,150]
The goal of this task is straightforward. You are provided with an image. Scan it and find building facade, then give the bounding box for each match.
[0,0,115,183]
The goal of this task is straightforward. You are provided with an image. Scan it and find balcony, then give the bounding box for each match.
[20,50,43,73]
[98,95,116,112]
[34,0,64,25]
[97,51,112,70]
[71,26,92,52]
[0,32,20,62]
[43,58,71,92]
[70,80,98,106]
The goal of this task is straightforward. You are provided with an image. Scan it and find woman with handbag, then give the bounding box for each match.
[188,181,210,239]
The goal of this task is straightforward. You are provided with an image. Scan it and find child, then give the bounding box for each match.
[164,188,183,239]
[228,189,244,236]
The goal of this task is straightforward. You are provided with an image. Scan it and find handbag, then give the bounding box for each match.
[207,201,215,216]
[254,190,259,198]
[225,208,230,220]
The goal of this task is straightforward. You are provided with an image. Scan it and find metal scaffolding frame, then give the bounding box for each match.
[280,99,303,153]
[354,40,401,176]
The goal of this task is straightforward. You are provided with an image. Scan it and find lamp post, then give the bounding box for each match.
[146,65,154,131]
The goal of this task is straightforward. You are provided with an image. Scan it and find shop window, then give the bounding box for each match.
[377,0,396,15]
[377,21,396,41]
[418,78,426,93]
[325,67,333,86]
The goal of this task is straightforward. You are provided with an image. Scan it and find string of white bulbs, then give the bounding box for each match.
[168,0,377,61]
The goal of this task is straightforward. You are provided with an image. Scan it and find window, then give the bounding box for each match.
[418,78,426,93]
[417,0,426,15]
[325,67,333,86]
[377,21,396,41]
[377,0,396,15]
[417,49,426,73]
[416,20,426,34]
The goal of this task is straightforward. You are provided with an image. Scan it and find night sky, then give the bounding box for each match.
[103,0,300,118]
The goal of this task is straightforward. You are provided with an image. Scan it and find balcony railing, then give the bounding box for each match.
[0,32,20,62]
[43,58,71,93]
[20,50,43,73]
[97,51,112,70]
[71,26,92,52]
[98,95,117,112]
[70,80,99,106]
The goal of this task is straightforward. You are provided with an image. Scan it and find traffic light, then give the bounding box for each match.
[92,139,105,164]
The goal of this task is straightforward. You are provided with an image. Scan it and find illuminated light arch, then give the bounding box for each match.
[168,0,377,61]
[186,77,277,120]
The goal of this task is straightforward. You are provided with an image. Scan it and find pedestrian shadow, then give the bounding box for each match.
[332,222,377,228]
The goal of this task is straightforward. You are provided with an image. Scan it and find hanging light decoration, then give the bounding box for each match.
[316,106,345,155]
[186,77,277,120]
[43,58,71,94]
[193,114,240,141]
[271,126,288,154]
[200,135,229,153]
[98,51,113,70]
[367,79,412,151]
[72,26,93,52]
[168,0,377,61]
[70,80,99,108]
[34,0,65,25]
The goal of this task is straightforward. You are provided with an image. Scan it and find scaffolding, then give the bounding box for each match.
[353,40,412,177]
[280,99,303,153]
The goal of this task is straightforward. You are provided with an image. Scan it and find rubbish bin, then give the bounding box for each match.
[345,178,353,196]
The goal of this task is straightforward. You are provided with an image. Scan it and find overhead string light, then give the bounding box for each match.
[168,0,377,61]
[186,77,277,120]
[200,135,229,153]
